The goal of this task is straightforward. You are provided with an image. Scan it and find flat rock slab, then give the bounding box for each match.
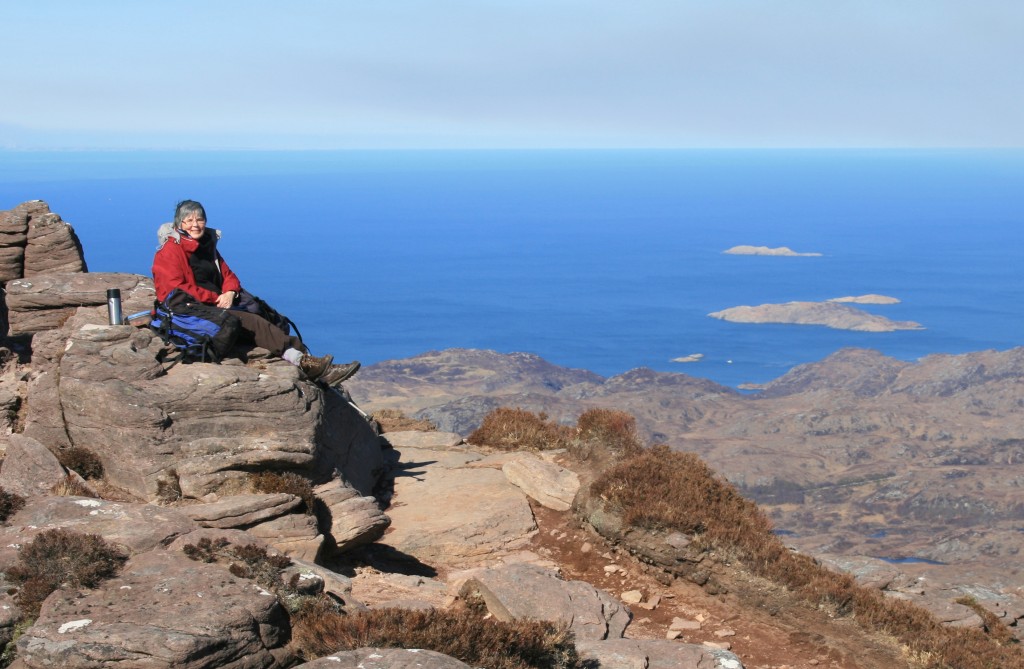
[181,493,303,529]
[0,497,198,567]
[459,562,630,641]
[5,272,152,335]
[502,451,580,511]
[294,648,471,669]
[382,447,536,568]
[382,430,464,449]
[575,638,746,669]
[17,550,291,669]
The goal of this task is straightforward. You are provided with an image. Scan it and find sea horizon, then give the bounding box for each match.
[2,148,1022,388]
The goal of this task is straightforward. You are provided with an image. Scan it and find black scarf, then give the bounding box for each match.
[187,231,223,294]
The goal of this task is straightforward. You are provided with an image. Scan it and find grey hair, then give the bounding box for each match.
[174,200,206,226]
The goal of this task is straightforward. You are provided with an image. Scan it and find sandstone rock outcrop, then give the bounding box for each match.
[0,200,89,337]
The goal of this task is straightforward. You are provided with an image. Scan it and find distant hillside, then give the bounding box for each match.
[349,346,1024,618]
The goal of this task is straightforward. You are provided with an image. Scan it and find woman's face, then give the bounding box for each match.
[179,213,207,240]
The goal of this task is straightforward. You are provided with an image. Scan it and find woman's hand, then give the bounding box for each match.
[216,291,236,308]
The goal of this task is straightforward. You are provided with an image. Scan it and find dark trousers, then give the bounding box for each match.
[232,310,303,357]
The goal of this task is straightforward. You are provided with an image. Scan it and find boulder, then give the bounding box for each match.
[293,648,471,669]
[16,550,292,669]
[314,479,390,555]
[575,638,745,669]
[502,451,580,511]
[0,434,66,498]
[577,491,712,586]
[5,272,152,336]
[246,511,323,562]
[285,558,359,608]
[458,562,631,641]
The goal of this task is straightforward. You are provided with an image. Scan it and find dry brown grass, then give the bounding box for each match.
[289,603,583,669]
[49,474,97,498]
[371,408,437,433]
[590,444,1024,669]
[468,408,573,451]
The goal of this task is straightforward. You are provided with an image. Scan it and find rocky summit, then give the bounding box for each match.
[0,199,1019,669]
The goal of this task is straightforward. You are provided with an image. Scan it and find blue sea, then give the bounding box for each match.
[2,149,1022,388]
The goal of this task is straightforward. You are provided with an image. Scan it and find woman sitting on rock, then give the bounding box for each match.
[152,199,359,385]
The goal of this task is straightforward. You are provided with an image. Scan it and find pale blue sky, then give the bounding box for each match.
[2,1,1021,149]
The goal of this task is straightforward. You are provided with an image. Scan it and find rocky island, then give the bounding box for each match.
[708,300,923,332]
[722,245,822,257]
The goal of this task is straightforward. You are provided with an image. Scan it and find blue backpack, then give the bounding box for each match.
[150,290,241,363]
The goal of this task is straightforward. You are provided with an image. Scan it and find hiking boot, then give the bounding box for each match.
[298,353,333,380]
[317,360,360,387]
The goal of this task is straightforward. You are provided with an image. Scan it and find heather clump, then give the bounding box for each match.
[572,408,643,462]
[182,537,292,592]
[591,445,775,550]
[248,471,316,514]
[6,528,128,618]
[468,407,573,451]
[289,604,582,669]
[179,536,322,617]
[56,446,103,480]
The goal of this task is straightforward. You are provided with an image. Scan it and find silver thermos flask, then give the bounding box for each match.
[107,288,123,325]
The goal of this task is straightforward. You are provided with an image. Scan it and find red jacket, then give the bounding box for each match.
[152,230,242,304]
